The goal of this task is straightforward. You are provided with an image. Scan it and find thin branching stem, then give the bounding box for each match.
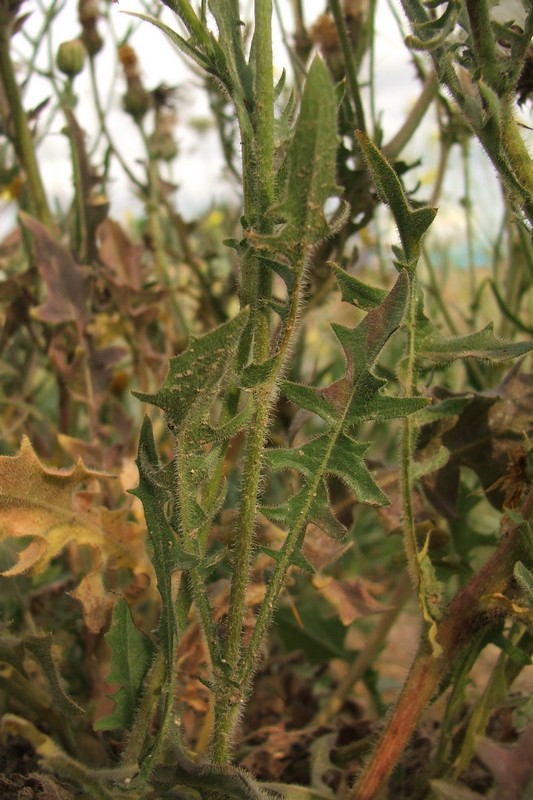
[0,23,54,231]
[330,0,366,134]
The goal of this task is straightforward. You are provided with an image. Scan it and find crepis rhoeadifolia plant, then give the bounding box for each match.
[0,1,532,799]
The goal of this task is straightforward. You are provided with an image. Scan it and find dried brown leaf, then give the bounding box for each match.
[477,724,533,800]
[0,437,154,630]
[19,212,89,332]
[302,523,351,571]
[97,219,145,291]
[68,571,114,634]
[419,368,533,515]
[312,575,389,625]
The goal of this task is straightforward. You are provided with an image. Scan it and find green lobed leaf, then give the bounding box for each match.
[262,481,347,540]
[240,356,278,388]
[123,12,212,74]
[260,546,315,575]
[343,371,428,424]
[330,269,410,384]
[199,404,253,443]
[267,273,428,540]
[130,417,198,664]
[133,310,249,437]
[330,262,388,309]
[266,434,387,508]
[281,381,337,425]
[132,419,200,571]
[208,0,254,114]
[416,322,533,364]
[94,598,156,731]
[414,394,473,426]
[356,131,437,268]
[247,55,344,257]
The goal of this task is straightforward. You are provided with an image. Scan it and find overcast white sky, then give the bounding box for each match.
[1,0,531,255]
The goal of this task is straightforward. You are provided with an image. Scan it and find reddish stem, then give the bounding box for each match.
[348,486,533,800]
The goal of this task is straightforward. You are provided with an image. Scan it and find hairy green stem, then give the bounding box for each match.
[253,0,274,222]
[121,650,167,769]
[223,398,270,677]
[212,397,271,765]
[465,0,500,92]
[400,273,422,589]
[238,282,354,696]
[253,0,275,361]
[212,3,278,763]
[174,439,221,674]
[215,242,308,761]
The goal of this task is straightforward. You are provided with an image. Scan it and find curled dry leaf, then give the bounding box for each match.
[68,572,114,635]
[476,724,533,800]
[312,575,390,625]
[0,437,154,629]
[97,218,145,292]
[302,523,351,571]
[19,213,90,333]
[419,368,533,515]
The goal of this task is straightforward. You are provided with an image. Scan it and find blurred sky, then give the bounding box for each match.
[1,0,532,261]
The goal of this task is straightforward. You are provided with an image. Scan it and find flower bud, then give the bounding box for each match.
[123,82,151,121]
[80,24,103,56]
[56,39,86,77]
[149,110,178,161]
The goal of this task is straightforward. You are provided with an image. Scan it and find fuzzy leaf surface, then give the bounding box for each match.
[266,273,427,539]
[131,417,198,660]
[133,310,248,439]
[356,131,437,268]
[95,598,156,731]
[417,321,533,364]
[246,55,344,257]
[331,262,388,309]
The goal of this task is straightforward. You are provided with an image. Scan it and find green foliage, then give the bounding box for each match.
[95,599,155,732]
[248,55,346,255]
[0,1,532,799]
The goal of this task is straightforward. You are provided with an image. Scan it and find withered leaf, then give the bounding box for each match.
[68,571,114,635]
[312,575,390,625]
[97,218,145,291]
[477,725,533,800]
[19,212,89,332]
[0,437,154,629]
[419,367,533,514]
